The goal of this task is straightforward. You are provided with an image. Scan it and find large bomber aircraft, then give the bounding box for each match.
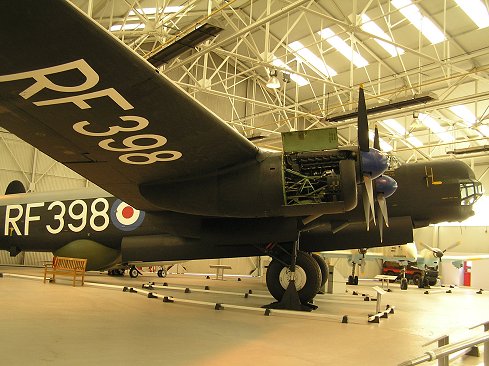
[0,1,483,307]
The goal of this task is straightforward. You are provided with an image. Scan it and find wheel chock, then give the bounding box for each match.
[163,282,168,286]
[424,290,429,294]
[162,296,174,303]
[352,291,358,296]
[0,273,3,278]
[204,285,210,290]
[237,278,241,281]
[387,288,392,292]
[264,309,271,316]
[129,288,137,293]
[446,290,452,294]
[381,312,388,319]
[342,315,348,323]
[244,293,249,298]
[143,284,154,290]
[368,315,380,323]
[184,288,191,293]
[364,296,370,301]
[123,287,129,292]
[248,289,253,294]
[148,292,157,299]
[215,303,223,310]
[206,276,210,279]
[450,285,455,288]
[476,289,483,294]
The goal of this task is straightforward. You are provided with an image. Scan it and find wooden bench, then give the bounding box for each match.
[43,256,87,287]
[209,264,232,280]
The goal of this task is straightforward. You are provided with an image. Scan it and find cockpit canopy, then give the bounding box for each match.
[460,179,483,206]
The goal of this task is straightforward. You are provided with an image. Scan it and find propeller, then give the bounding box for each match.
[419,241,461,263]
[357,87,389,231]
[372,126,398,242]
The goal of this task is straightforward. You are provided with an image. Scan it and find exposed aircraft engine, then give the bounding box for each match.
[53,239,120,271]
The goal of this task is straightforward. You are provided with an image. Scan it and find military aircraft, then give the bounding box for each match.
[0,0,483,308]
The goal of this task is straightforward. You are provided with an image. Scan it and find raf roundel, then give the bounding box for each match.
[110,199,145,231]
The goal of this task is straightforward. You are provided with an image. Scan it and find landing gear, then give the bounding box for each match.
[311,253,328,293]
[347,263,359,285]
[157,268,167,278]
[108,268,125,276]
[129,266,140,278]
[266,251,321,304]
[400,277,408,290]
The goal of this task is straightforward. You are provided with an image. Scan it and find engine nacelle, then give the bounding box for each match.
[53,239,120,271]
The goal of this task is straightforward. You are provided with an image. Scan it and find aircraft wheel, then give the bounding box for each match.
[157,269,167,278]
[311,253,328,290]
[400,278,408,290]
[412,273,421,285]
[348,275,354,285]
[129,266,139,278]
[354,276,359,285]
[117,269,125,276]
[266,251,321,303]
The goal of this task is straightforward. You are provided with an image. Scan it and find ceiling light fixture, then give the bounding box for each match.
[266,70,281,89]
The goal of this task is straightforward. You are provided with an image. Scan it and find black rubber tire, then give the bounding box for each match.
[311,253,328,290]
[157,269,163,277]
[354,276,359,285]
[400,278,408,290]
[348,275,354,285]
[266,251,321,303]
[428,277,437,286]
[129,267,139,278]
[412,273,422,285]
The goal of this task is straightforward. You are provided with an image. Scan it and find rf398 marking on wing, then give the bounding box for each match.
[0,59,182,165]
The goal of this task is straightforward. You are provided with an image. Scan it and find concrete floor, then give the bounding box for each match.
[0,266,487,366]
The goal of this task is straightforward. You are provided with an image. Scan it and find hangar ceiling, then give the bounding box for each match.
[60,1,489,168]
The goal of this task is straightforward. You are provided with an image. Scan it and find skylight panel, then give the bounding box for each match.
[406,136,423,147]
[419,113,455,142]
[110,23,145,31]
[368,131,393,152]
[318,28,369,68]
[289,41,337,78]
[454,0,489,29]
[391,0,446,44]
[383,119,406,135]
[360,14,405,57]
[271,58,309,87]
[383,119,423,147]
[449,105,477,126]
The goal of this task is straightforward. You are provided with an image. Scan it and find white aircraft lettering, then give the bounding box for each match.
[3,198,111,236]
[0,60,183,165]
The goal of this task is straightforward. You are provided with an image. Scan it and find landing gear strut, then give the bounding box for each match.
[400,263,408,290]
[347,262,359,285]
[264,242,321,311]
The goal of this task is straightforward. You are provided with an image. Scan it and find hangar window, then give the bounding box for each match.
[460,180,483,206]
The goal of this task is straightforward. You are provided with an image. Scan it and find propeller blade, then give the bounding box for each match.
[358,86,369,152]
[364,176,376,229]
[419,241,436,253]
[373,125,381,151]
[443,241,461,253]
[377,194,389,227]
[377,200,384,243]
[362,188,371,231]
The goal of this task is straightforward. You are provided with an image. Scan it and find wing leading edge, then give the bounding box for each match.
[0,0,258,210]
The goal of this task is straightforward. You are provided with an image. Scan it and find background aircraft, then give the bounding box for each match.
[0,0,482,308]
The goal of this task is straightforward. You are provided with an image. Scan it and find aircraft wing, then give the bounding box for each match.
[0,1,259,211]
